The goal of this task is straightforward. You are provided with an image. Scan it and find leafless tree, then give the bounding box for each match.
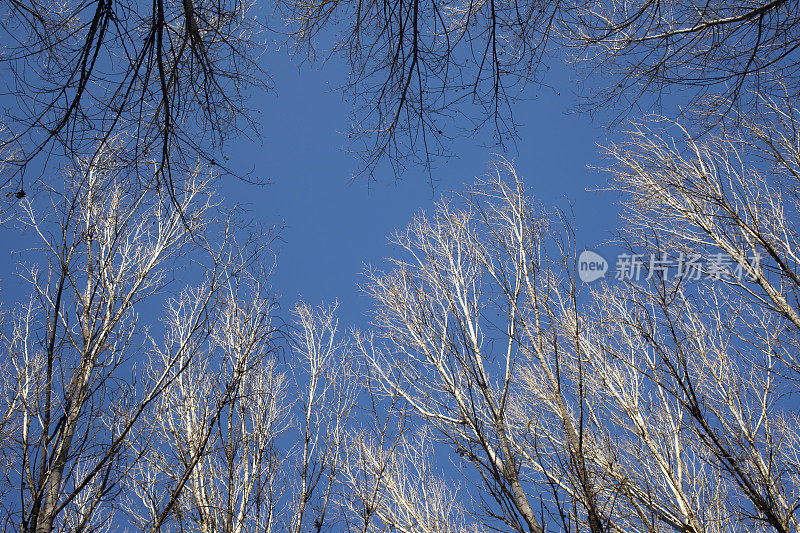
[565,0,800,122]
[283,0,560,176]
[596,100,800,532]
[4,0,797,189]
[334,339,410,533]
[284,0,800,174]
[0,146,273,532]
[340,424,468,533]
[287,301,355,533]
[0,139,362,532]
[605,96,800,343]
[357,166,602,533]
[125,299,355,533]
[0,0,267,199]
[125,274,287,533]
[357,156,800,532]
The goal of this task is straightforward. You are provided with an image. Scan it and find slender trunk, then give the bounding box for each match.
[495,421,545,533]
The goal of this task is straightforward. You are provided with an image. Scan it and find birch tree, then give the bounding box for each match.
[126,299,355,533]
[359,166,595,533]
[125,273,287,533]
[359,156,800,532]
[598,99,800,532]
[288,302,355,533]
[340,426,467,533]
[0,150,223,531]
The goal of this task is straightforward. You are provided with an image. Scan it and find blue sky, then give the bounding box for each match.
[212,48,623,329]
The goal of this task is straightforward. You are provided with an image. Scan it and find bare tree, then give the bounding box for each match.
[565,0,800,121]
[125,299,355,533]
[0,0,267,198]
[0,146,273,532]
[288,302,355,533]
[283,0,560,176]
[283,0,800,174]
[125,273,287,533]
[605,97,800,343]
[597,100,800,532]
[357,157,800,532]
[340,425,468,533]
[4,0,797,189]
[357,167,595,533]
